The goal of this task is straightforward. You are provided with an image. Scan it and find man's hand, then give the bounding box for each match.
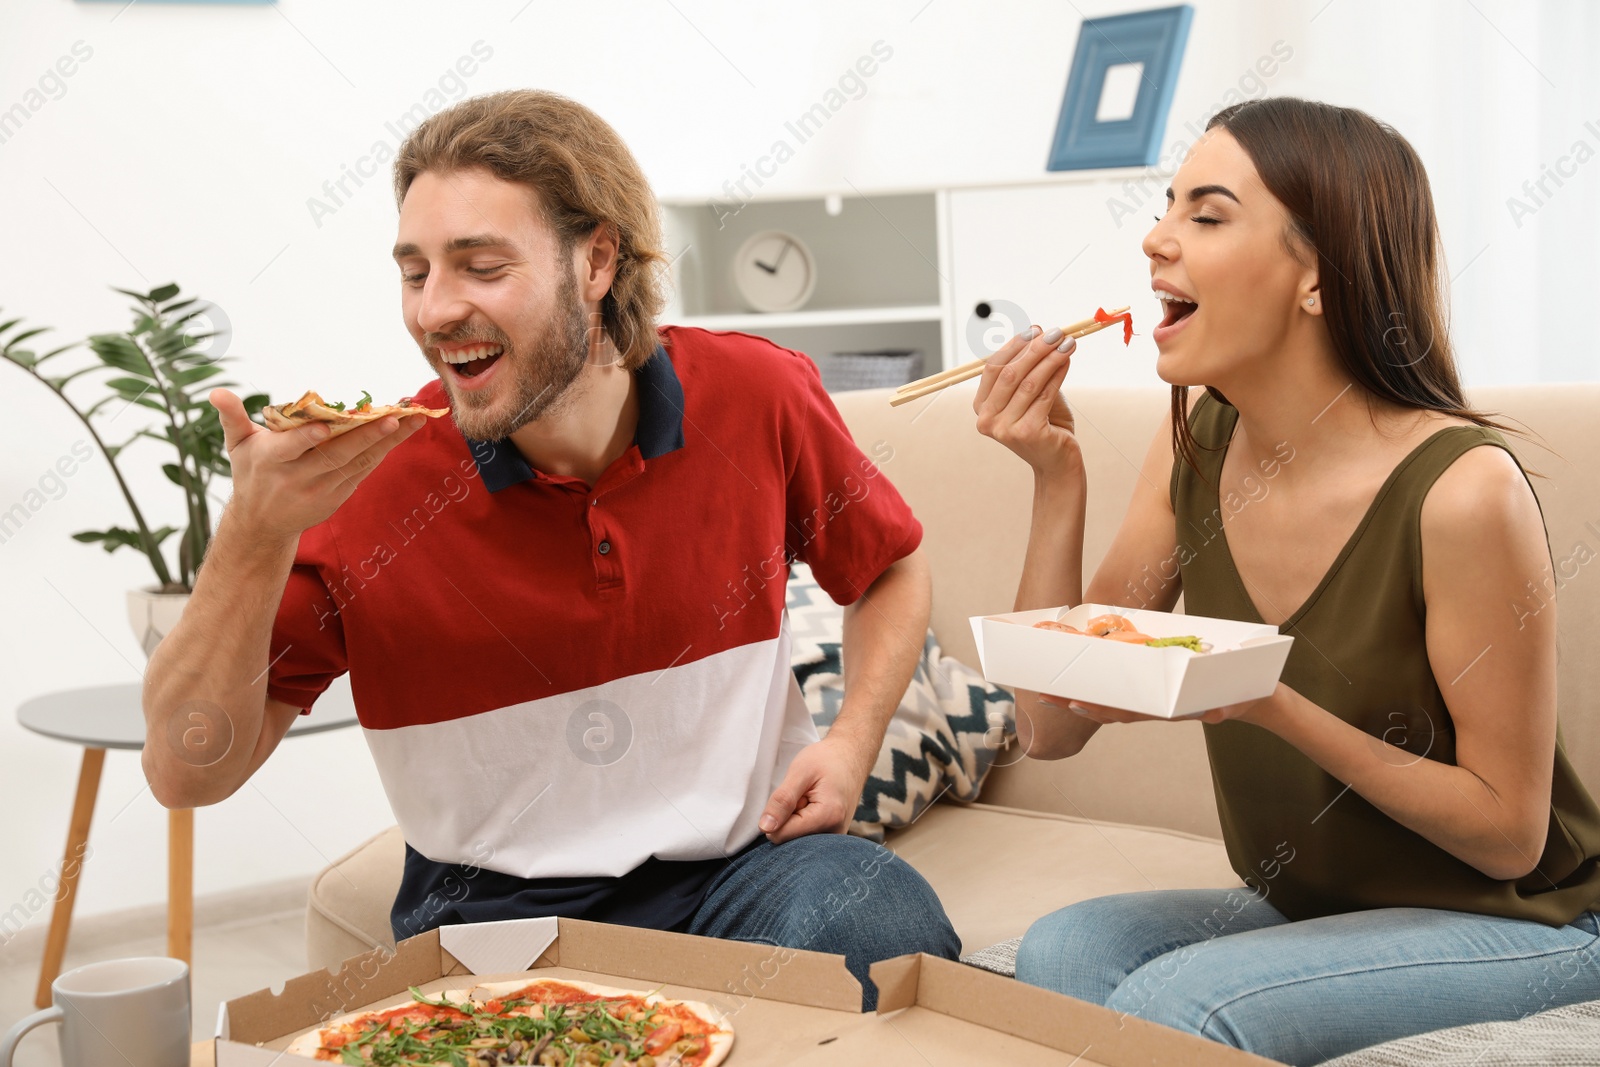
[211,387,426,544]
[758,735,868,845]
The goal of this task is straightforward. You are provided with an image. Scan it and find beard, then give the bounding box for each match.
[432,268,590,442]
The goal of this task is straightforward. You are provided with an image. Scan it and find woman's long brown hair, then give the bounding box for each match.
[1171,97,1510,471]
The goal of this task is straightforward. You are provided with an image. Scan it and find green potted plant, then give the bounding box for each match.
[0,283,268,655]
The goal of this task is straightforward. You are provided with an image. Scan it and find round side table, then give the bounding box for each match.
[17,681,358,1009]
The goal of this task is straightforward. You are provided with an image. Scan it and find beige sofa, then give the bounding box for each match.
[305,383,1600,977]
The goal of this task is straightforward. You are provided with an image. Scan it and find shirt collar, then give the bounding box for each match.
[466,343,685,493]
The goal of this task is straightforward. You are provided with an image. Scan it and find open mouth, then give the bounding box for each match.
[440,343,504,379]
[1156,293,1199,330]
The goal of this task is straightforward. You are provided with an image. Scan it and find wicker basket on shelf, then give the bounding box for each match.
[819,348,925,392]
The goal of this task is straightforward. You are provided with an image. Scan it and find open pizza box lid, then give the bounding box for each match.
[970,603,1294,719]
[211,916,1278,1065]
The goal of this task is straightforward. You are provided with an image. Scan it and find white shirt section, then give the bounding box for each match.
[361,621,819,879]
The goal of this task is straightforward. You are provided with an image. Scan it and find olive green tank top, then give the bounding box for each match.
[1171,393,1600,925]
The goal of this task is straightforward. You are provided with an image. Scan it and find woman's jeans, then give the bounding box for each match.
[1015,888,1600,1065]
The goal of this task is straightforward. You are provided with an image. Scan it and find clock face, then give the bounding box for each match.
[732,230,816,313]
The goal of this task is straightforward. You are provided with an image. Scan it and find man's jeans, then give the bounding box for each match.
[686,832,962,1010]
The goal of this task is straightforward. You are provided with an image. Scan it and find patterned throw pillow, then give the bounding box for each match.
[787,562,1017,842]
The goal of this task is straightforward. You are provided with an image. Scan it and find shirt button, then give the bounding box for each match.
[597,540,611,555]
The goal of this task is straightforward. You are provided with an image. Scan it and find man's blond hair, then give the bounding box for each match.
[394,90,668,369]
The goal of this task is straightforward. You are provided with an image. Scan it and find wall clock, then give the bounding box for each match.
[732,230,817,313]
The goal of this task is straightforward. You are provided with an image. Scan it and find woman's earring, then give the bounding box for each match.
[1306,298,1316,306]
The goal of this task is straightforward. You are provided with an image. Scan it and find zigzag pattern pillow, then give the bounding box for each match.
[787,562,1017,841]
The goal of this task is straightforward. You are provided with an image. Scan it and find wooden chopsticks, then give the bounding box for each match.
[889,306,1131,407]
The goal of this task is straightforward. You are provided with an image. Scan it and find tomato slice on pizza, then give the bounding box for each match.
[261,390,450,439]
[284,978,733,1066]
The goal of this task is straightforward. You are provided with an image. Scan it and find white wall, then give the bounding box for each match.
[0,0,1595,933]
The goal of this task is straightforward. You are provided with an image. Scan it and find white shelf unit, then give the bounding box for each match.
[674,304,944,332]
[660,191,955,390]
[659,170,1165,393]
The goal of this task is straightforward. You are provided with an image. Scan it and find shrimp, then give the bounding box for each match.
[1027,616,1205,652]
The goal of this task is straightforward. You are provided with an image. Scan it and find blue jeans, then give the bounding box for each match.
[1015,889,1600,1065]
[686,833,961,1010]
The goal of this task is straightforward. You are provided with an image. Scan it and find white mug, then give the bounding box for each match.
[0,956,190,1067]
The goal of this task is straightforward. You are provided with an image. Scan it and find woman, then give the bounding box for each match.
[976,97,1600,1064]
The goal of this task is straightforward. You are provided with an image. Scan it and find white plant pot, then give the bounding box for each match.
[127,587,190,658]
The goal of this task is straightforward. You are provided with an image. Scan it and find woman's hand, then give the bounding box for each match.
[973,325,1080,477]
[1041,683,1289,727]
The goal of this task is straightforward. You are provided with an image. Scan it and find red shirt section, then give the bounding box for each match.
[266,325,922,730]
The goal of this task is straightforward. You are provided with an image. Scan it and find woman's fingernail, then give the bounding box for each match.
[1056,336,1076,353]
[1067,702,1088,715]
[1020,325,1041,341]
[1042,326,1065,345]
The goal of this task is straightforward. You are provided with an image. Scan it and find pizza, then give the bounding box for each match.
[284,977,734,1066]
[262,390,451,438]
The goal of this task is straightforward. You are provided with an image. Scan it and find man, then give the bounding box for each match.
[142,89,959,1007]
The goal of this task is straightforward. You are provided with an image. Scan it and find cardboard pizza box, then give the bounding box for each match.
[970,604,1294,718]
[211,916,1279,1066]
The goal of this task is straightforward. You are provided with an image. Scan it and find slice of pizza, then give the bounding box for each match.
[282,978,734,1066]
[281,985,477,1063]
[261,390,450,439]
[464,978,733,1067]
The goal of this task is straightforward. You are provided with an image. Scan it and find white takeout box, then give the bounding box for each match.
[970,604,1293,718]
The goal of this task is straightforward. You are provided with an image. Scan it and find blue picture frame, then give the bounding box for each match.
[1047,5,1193,171]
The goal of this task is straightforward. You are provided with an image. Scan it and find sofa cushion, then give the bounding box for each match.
[305,825,404,970]
[789,562,1015,841]
[890,802,1240,953]
[826,387,1163,705]
[1320,998,1600,1066]
[304,806,1239,974]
